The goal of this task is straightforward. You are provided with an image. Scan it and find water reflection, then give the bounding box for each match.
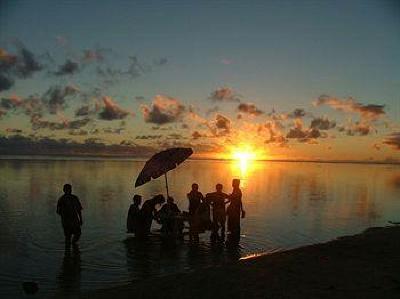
[0,159,400,298]
[56,245,81,297]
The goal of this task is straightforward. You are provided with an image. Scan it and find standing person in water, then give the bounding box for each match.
[226,179,245,244]
[207,183,229,241]
[187,183,204,242]
[127,194,142,235]
[56,184,83,246]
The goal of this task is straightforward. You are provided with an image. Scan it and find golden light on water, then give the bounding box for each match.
[229,144,264,186]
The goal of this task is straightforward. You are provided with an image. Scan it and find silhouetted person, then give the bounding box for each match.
[226,179,245,244]
[127,194,142,234]
[158,196,183,239]
[57,184,83,246]
[139,194,165,237]
[187,183,204,242]
[207,183,229,241]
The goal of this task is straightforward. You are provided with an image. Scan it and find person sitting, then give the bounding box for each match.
[158,196,183,239]
[138,194,165,237]
[126,194,142,235]
[206,183,229,241]
[187,183,204,242]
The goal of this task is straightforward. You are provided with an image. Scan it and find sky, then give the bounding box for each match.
[0,0,399,161]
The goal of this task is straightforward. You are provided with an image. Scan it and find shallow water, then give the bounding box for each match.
[0,158,399,298]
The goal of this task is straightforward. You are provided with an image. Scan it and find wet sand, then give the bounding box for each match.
[80,226,400,299]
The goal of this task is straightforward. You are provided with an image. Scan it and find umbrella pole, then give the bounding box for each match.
[165,173,169,198]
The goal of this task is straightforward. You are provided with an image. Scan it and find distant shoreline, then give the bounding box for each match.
[79,225,400,299]
[1,154,399,166]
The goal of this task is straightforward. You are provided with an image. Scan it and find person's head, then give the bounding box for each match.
[232,179,240,189]
[63,184,72,194]
[133,194,142,205]
[216,183,223,192]
[167,196,174,204]
[191,183,199,192]
[153,194,166,205]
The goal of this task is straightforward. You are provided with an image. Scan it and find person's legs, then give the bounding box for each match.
[63,225,72,245]
[71,226,81,244]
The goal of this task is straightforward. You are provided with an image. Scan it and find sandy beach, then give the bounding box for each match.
[79,226,400,299]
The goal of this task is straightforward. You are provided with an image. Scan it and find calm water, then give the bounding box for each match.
[0,158,399,298]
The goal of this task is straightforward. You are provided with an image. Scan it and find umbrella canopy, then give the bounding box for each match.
[135,147,193,195]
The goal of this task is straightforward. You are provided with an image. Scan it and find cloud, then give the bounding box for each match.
[237,103,263,116]
[136,135,162,140]
[141,95,185,125]
[314,95,385,121]
[98,96,130,120]
[82,48,106,62]
[338,121,376,136]
[310,117,336,130]
[0,135,155,157]
[1,95,23,110]
[13,45,43,78]
[0,74,14,92]
[31,116,91,131]
[75,105,90,117]
[288,108,307,119]
[192,131,204,139]
[45,85,79,114]
[54,59,79,76]
[383,132,400,150]
[286,120,322,141]
[207,113,231,136]
[153,57,168,66]
[209,87,240,102]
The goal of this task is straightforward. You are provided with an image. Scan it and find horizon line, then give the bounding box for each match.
[0,154,399,166]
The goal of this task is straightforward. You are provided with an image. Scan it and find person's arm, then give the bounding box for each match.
[240,194,245,218]
[56,199,61,215]
[76,197,83,225]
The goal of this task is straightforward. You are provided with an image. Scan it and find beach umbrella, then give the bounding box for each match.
[135,147,193,197]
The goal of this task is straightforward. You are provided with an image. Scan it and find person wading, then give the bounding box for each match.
[56,184,83,246]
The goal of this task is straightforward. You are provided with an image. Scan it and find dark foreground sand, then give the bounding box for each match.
[80,226,400,299]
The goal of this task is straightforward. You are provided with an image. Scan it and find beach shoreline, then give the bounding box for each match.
[78,225,400,299]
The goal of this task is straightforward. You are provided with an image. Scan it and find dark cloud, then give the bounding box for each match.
[6,128,23,133]
[54,59,79,76]
[98,96,130,121]
[310,117,336,130]
[75,105,90,117]
[237,103,263,116]
[286,121,322,141]
[136,135,162,140]
[208,114,231,136]
[383,132,400,150]
[288,108,307,119]
[314,95,385,120]
[44,85,79,114]
[141,95,185,125]
[14,45,43,78]
[192,131,204,139]
[1,96,22,110]
[68,129,88,136]
[31,116,90,131]
[209,87,240,102]
[0,74,14,92]
[0,135,155,157]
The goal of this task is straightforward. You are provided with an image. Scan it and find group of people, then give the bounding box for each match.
[127,178,245,244]
[56,179,245,247]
